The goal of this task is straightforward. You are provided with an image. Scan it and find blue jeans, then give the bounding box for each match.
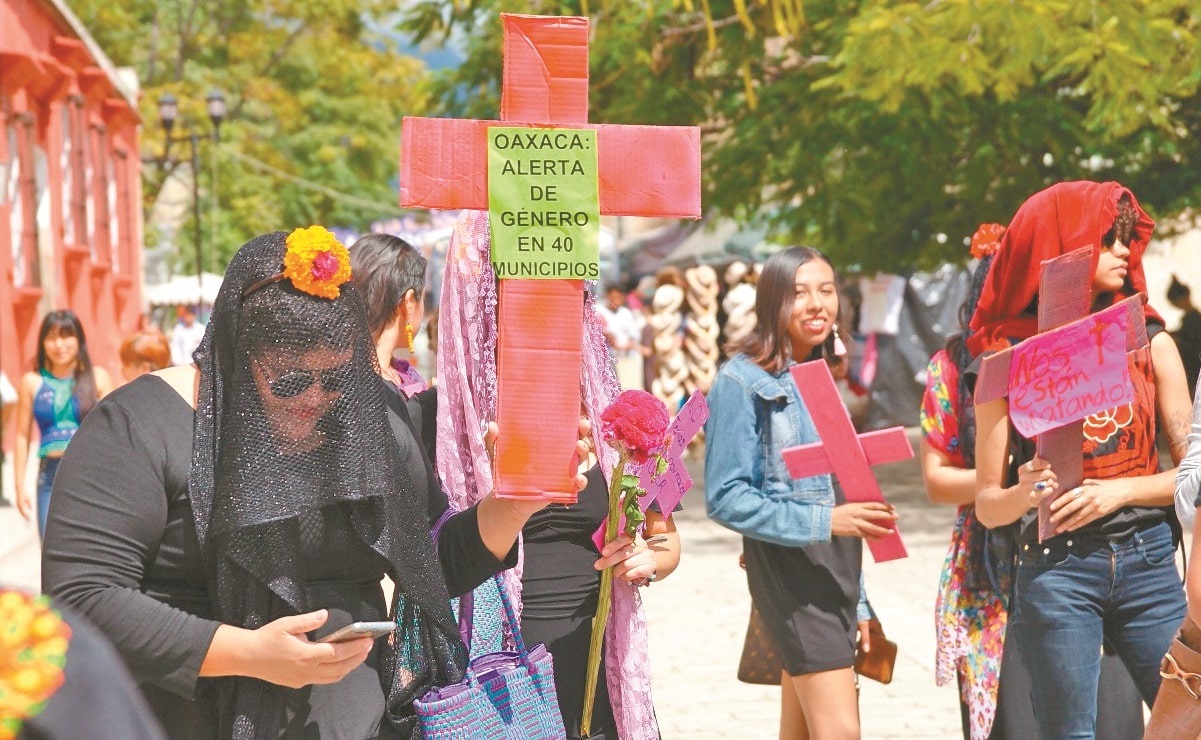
[36,456,61,539]
[1010,521,1185,739]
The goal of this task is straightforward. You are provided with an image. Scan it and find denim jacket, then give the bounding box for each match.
[705,354,872,622]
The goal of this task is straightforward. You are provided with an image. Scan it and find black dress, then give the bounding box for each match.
[42,375,509,739]
[743,480,862,675]
[521,467,618,740]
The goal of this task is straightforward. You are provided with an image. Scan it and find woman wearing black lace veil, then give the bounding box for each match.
[42,228,488,738]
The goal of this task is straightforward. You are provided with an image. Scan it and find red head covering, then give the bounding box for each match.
[967,180,1160,356]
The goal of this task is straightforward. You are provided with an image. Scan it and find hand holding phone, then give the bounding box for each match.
[317,621,397,643]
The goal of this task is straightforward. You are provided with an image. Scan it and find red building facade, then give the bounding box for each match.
[1,0,143,384]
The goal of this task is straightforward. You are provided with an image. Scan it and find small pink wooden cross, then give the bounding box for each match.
[975,246,1148,540]
[781,360,912,562]
[590,390,709,551]
[399,14,701,500]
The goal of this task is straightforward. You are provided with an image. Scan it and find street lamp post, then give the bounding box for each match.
[155,91,225,302]
[206,90,225,287]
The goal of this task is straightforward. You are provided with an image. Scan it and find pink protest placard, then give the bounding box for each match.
[590,390,709,551]
[1007,300,1133,439]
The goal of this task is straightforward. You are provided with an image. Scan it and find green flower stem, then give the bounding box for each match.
[580,450,628,737]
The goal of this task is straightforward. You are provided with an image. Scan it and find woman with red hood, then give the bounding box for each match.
[971,181,1191,738]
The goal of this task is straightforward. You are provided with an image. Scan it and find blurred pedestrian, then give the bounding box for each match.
[596,283,643,389]
[637,282,658,394]
[425,308,439,360]
[12,310,112,538]
[119,330,172,384]
[1168,275,1201,397]
[169,305,205,366]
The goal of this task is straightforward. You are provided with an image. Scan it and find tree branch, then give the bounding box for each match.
[662,13,747,37]
[226,23,308,121]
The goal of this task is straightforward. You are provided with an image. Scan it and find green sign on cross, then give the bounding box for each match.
[487,126,600,280]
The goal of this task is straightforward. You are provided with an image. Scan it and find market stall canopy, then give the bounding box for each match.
[620,218,768,283]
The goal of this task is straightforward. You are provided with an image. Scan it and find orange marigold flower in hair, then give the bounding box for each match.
[0,590,71,739]
[283,226,352,299]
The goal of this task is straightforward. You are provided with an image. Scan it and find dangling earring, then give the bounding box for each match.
[404,323,416,352]
[832,323,847,357]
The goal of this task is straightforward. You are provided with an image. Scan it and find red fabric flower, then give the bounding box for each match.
[969,222,1005,259]
[311,251,340,281]
[600,390,670,463]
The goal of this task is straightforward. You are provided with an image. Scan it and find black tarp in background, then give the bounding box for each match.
[864,265,971,431]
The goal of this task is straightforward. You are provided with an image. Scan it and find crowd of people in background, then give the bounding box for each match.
[4,178,1201,738]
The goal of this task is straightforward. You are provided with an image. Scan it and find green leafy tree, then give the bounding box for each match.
[75,0,430,271]
[401,0,1201,272]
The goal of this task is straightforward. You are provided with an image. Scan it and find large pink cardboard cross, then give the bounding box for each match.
[400,14,701,500]
[975,246,1148,540]
[782,361,912,562]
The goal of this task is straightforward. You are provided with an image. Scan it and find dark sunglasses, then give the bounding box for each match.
[266,364,353,399]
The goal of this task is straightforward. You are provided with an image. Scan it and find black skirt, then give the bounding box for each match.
[743,528,862,676]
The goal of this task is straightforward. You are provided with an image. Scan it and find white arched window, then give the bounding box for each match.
[108,151,119,272]
[6,123,21,285]
[81,119,94,254]
[60,101,73,244]
[91,125,109,263]
[35,140,49,283]
[10,113,42,288]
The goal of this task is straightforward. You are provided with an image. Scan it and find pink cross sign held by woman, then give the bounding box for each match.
[399,14,701,502]
[780,360,912,562]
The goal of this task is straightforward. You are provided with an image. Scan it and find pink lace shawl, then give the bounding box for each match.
[436,210,660,739]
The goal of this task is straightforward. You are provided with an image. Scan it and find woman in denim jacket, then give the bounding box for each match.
[705,246,898,739]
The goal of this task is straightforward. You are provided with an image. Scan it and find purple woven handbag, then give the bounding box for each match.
[414,573,566,739]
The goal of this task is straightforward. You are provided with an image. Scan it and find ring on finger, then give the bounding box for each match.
[1034,480,1048,493]
[1073,488,1083,500]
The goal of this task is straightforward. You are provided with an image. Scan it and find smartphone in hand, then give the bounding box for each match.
[317,621,397,643]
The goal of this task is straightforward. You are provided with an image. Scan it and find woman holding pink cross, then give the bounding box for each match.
[971,181,1190,738]
[706,246,898,739]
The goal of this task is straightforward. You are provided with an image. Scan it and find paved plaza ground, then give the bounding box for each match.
[0,430,972,737]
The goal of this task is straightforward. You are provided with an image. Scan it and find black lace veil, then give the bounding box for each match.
[188,231,463,737]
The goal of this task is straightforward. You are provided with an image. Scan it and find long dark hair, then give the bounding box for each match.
[727,246,847,374]
[945,254,995,467]
[35,309,98,419]
[349,233,427,339]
